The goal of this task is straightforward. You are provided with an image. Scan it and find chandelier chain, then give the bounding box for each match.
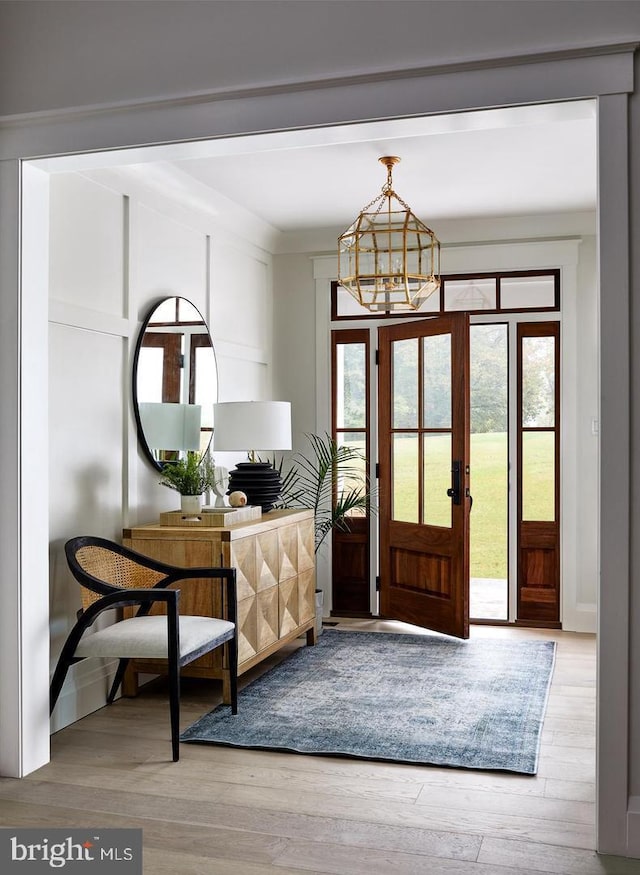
[357,187,412,220]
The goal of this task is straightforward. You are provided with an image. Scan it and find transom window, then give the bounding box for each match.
[331,269,560,320]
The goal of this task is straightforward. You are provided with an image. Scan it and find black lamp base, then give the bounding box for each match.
[227,462,283,513]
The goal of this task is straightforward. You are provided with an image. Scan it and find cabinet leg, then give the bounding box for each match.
[306,624,318,646]
[121,664,139,698]
[222,670,232,705]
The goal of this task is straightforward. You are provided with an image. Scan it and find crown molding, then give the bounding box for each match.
[1,40,637,130]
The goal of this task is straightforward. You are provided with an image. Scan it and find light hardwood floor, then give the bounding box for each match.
[1,619,639,874]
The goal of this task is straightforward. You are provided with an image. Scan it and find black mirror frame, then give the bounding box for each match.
[132,296,217,472]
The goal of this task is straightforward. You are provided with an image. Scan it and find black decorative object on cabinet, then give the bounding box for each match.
[227,461,284,513]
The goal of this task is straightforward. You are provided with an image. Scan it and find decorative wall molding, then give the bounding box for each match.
[44,168,274,739]
[314,238,582,279]
[2,40,636,130]
[214,339,269,365]
[81,166,281,255]
[2,44,636,164]
[49,299,130,338]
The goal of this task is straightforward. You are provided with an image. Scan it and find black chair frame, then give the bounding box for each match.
[51,536,237,761]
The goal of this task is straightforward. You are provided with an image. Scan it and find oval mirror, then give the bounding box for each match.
[133,296,218,471]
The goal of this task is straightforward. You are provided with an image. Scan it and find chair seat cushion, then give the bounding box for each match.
[75,615,235,662]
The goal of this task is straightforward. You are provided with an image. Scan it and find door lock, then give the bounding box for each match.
[447,460,462,505]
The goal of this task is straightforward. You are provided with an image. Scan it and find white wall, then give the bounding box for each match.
[272,254,318,443]
[48,170,274,730]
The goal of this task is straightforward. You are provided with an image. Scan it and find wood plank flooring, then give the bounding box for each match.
[1,619,638,874]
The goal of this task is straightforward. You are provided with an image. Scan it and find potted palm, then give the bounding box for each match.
[159,451,217,513]
[276,433,375,635]
[278,433,372,552]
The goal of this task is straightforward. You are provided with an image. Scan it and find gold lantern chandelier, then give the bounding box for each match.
[338,156,441,312]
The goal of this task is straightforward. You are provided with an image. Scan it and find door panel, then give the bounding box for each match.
[332,516,370,615]
[516,322,560,626]
[331,330,372,616]
[378,312,470,638]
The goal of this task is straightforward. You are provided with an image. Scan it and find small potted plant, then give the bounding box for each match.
[159,451,217,513]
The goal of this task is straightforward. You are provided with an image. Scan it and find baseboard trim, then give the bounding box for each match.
[330,611,373,619]
[627,798,640,858]
[49,660,118,734]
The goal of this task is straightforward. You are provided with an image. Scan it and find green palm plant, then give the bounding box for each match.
[276,433,375,553]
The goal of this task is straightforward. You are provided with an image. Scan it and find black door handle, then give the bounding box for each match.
[447,460,462,505]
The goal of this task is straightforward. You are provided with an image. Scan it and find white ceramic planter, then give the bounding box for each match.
[180,494,202,514]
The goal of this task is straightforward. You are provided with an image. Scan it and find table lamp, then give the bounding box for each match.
[212,401,292,512]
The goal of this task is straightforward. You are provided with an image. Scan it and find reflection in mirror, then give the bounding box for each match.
[133,296,218,471]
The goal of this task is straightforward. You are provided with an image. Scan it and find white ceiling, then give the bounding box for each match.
[37,99,597,236]
[171,99,597,232]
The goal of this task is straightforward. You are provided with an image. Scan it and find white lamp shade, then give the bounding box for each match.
[213,401,292,452]
[139,402,202,452]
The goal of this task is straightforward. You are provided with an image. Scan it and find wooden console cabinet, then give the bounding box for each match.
[122,508,316,702]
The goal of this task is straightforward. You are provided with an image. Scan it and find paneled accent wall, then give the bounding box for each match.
[48,170,274,731]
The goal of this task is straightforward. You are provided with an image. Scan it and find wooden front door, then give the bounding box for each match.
[378,313,471,638]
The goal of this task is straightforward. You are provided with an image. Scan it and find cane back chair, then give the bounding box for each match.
[50,536,238,761]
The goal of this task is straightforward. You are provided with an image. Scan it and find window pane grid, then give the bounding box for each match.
[390,328,453,526]
[335,341,367,429]
[518,323,559,524]
[332,331,370,524]
[423,432,452,528]
[522,432,556,521]
[332,270,559,320]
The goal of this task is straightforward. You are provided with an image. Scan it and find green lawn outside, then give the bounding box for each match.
[389,432,508,577]
[347,432,554,579]
[469,432,508,578]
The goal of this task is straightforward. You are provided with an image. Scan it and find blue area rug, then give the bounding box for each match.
[181,629,556,774]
